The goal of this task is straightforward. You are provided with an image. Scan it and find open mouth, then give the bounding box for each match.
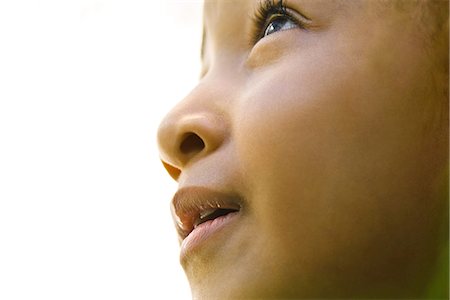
[194,208,240,229]
[171,186,243,240]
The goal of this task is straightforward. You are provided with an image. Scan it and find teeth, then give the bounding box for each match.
[199,208,217,220]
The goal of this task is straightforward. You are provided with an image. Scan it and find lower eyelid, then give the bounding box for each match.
[245,29,298,69]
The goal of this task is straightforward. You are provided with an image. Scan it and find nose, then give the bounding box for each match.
[157,103,228,181]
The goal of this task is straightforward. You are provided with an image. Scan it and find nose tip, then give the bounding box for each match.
[157,113,228,180]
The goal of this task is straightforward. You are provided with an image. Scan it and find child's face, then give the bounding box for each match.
[158,0,448,298]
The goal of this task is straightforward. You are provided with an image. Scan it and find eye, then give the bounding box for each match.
[251,0,310,45]
[263,15,298,37]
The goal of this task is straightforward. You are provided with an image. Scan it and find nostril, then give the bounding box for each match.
[180,132,205,155]
[161,160,181,181]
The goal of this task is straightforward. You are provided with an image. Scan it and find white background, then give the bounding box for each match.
[0,0,203,299]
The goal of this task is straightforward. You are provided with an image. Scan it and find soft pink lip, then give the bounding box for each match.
[180,211,240,257]
[171,186,243,254]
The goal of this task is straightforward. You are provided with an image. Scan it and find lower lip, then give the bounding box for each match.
[180,212,239,258]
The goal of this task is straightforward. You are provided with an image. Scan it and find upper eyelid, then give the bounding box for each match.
[277,0,312,21]
[284,6,311,23]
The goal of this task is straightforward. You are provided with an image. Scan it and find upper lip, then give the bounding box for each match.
[171,186,242,239]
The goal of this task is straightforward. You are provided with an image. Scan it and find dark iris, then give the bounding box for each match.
[264,16,297,37]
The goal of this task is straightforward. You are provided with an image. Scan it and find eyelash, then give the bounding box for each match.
[251,0,307,45]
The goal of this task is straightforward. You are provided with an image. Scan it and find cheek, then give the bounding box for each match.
[235,32,437,221]
[235,52,364,208]
[233,49,443,288]
[235,60,355,238]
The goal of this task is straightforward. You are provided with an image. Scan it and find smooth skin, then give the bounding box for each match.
[158,0,449,298]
